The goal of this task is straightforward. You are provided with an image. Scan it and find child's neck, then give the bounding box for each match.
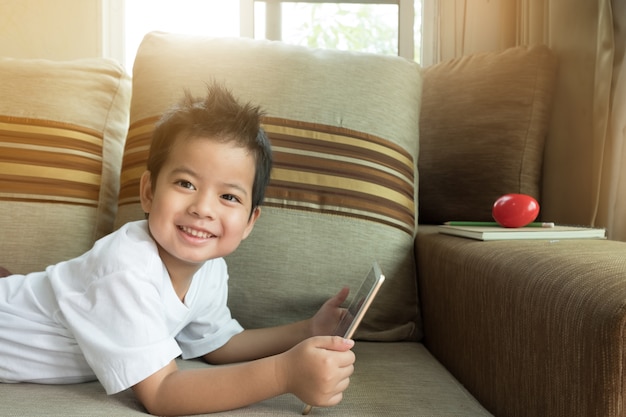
[169,270,194,302]
[157,247,201,303]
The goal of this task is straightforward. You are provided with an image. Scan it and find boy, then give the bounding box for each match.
[0,83,355,415]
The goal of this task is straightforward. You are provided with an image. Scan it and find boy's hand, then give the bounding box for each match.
[278,336,355,407]
[310,287,350,336]
[0,266,11,278]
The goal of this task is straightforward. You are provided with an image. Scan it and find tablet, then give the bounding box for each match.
[302,261,385,415]
[333,261,386,339]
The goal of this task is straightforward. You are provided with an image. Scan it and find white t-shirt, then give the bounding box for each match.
[0,220,243,394]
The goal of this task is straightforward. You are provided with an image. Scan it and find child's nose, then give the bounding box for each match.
[189,193,216,218]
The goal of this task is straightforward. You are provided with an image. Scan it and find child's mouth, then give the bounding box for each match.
[179,225,213,239]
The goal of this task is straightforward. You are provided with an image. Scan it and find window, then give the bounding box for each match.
[112,0,422,70]
[120,0,240,70]
[249,1,420,60]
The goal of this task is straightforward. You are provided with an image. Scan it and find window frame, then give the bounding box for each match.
[240,0,415,60]
[101,0,421,67]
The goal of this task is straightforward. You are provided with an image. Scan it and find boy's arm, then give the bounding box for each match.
[205,319,311,364]
[132,336,355,416]
[205,287,350,364]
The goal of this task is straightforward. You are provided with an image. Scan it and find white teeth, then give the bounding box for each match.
[180,226,212,239]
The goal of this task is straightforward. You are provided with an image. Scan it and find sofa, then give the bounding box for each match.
[1,32,625,417]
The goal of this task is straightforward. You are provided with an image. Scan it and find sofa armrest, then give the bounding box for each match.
[416,228,626,417]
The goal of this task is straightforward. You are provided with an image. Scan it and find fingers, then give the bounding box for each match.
[320,287,349,311]
[334,287,350,307]
[309,336,355,371]
[311,290,351,336]
[313,355,353,408]
[312,335,355,352]
[329,287,350,307]
[309,337,355,405]
[284,337,356,407]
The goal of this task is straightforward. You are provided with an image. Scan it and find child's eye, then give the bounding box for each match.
[176,180,196,190]
[222,194,241,203]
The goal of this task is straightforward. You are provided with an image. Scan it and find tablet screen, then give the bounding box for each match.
[333,261,385,339]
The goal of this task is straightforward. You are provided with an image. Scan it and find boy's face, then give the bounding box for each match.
[140,135,260,276]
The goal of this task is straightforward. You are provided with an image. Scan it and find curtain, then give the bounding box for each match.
[425,0,626,240]
[598,0,626,240]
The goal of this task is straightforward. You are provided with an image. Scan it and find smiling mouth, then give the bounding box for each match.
[179,225,214,239]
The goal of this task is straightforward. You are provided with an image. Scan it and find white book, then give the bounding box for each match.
[438,224,606,241]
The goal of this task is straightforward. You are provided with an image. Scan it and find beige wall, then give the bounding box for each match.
[0,0,101,60]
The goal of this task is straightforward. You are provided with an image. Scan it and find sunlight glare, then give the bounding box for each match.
[124,0,240,69]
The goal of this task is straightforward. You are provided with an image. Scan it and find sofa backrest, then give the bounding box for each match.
[115,32,423,341]
[0,57,131,274]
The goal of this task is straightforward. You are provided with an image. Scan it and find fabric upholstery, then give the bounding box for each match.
[417,226,626,417]
[418,45,558,224]
[116,32,423,341]
[0,57,131,274]
[2,342,493,417]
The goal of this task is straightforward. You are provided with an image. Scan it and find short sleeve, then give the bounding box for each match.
[49,223,182,394]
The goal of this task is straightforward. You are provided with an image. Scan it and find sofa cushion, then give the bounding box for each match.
[115,32,423,341]
[0,57,131,274]
[418,45,557,224]
[2,342,493,416]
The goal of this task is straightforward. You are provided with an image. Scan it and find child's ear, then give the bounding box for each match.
[139,171,154,214]
[242,207,261,240]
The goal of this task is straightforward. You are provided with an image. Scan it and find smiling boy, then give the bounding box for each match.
[0,83,355,416]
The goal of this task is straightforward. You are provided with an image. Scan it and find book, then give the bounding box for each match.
[438,224,607,241]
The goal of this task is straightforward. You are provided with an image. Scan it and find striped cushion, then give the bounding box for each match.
[1,118,104,205]
[263,118,415,235]
[117,32,422,341]
[120,116,415,235]
[0,57,131,273]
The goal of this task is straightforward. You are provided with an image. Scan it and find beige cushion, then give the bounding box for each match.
[418,45,557,224]
[116,32,423,341]
[0,57,131,273]
[2,343,493,416]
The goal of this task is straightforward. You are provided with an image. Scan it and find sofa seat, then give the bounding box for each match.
[3,342,492,416]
